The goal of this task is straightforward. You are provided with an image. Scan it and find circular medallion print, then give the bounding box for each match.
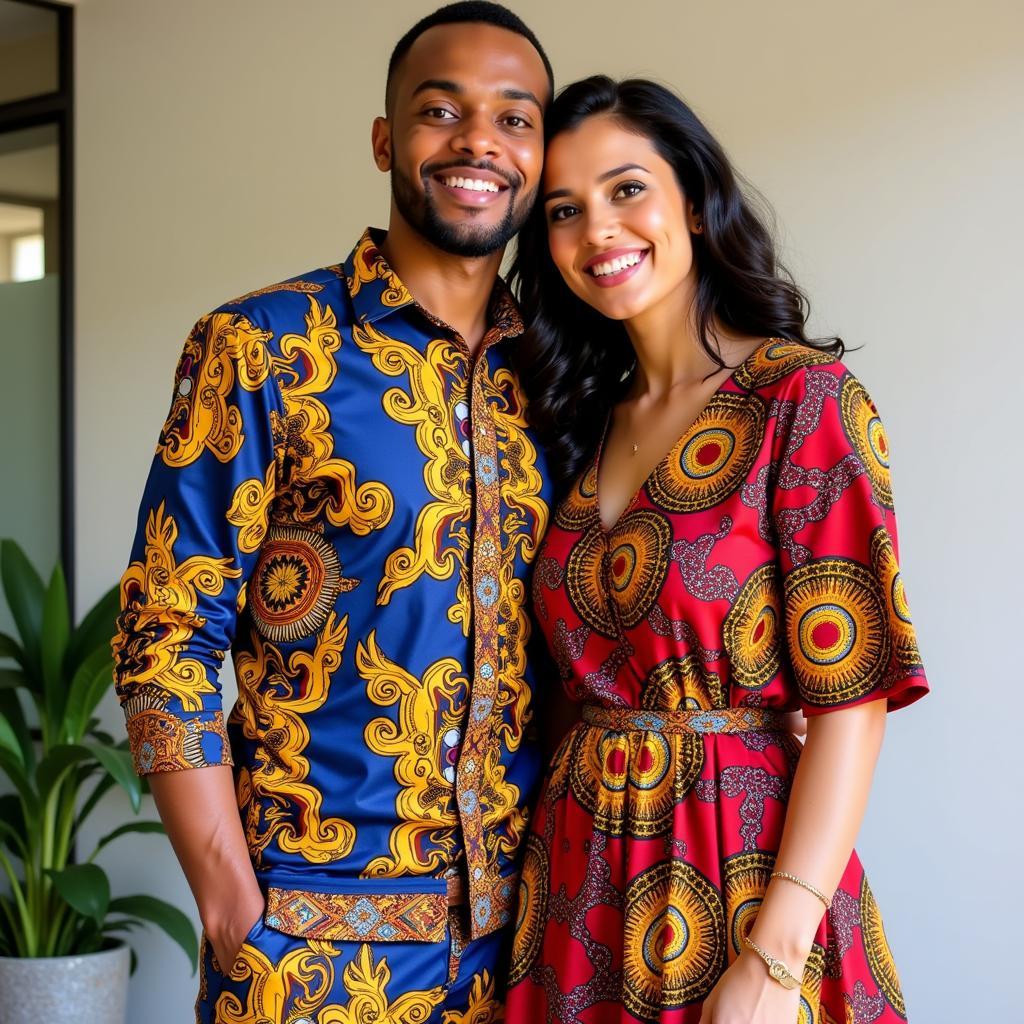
[623,859,726,1017]
[840,375,893,508]
[722,851,773,959]
[870,527,922,675]
[250,526,344,642]
[555,459,599,531]
[723,564,783,690]
[567,727,703,839]
[607,509,673,629]
[733,339,833,390]
[798,944,825,1024]
[784,557,889,707]
[641,655,726,712]
[565,526,617,636]
[861,876,906,1017]
[508,834,549,987]
[647,392,767,514]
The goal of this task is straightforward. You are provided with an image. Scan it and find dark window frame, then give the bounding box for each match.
[0,0,75,609]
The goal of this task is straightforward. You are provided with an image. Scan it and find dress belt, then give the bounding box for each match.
[582,703,786,735]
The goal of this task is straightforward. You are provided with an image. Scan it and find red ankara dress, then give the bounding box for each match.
[506,340,928,1023]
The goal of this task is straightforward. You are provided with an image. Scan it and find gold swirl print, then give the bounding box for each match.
[159,312,274,468]
[232,612,356,864]
[358,631,466,875]
[228,460,277,553]
[217,941,444,1024]
[344,232,413,307]
[113,502,241,711]
[272,296,395,536]
[352,320,473,631]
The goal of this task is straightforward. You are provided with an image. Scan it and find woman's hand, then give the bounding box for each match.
[698,949,802,1024]
[206,889,265,975]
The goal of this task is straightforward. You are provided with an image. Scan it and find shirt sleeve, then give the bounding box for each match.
[112,310,285,774]
[770,363,929,716]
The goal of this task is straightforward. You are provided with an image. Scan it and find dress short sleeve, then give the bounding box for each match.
[771,363,929,715]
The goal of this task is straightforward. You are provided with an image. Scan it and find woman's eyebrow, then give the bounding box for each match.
[543,164,651,204]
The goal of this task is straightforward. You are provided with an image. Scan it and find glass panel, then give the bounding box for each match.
[0,1,59,105]
[0,122,60,628]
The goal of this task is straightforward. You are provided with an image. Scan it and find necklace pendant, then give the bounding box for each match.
[631,443,639,455]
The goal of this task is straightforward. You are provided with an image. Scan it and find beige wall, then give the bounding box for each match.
[74,1,1021,1020]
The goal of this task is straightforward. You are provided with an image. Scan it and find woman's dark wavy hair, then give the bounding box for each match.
[509,76,843,492]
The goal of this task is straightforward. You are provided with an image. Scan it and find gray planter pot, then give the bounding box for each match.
[0,943,129,1024]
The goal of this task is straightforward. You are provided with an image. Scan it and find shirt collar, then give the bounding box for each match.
[342,228,524,344]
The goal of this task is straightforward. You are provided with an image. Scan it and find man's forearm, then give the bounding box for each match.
[148,765,263,937]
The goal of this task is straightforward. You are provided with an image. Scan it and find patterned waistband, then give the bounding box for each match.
[582,704,786,735]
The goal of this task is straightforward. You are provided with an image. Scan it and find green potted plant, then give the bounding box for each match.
[0,539,197,1024]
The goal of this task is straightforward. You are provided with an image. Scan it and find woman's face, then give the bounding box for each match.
[542,114,700,323]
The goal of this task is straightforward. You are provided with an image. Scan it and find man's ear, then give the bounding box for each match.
[371,117,392,172]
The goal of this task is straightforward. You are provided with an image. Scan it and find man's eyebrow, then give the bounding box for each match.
[409,81,543,111]
[500,88,543,111]
[411,78,462,97]
[543,164,652,204]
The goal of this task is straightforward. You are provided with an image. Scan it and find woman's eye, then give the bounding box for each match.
[503,115,531,129]
[549,204,579,222]
[614,180,645,199]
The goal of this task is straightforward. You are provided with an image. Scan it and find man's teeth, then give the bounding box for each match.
[442,176,501,193]
[590,251,645,277]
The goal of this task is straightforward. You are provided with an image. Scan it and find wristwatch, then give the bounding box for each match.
[742,935,801,990]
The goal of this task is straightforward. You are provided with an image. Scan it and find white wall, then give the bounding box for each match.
[74,1,1021,1020]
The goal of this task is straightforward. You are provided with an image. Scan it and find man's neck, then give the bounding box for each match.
[378,212,505,356]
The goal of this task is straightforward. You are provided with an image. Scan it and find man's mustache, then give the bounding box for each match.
[421,160,520,191]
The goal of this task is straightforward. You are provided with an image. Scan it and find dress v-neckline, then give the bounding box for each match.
[592,338,773,534]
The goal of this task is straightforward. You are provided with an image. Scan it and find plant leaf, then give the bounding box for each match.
[0,748,35,809]
[0,689,33,770]
[40,565,71,730]
[0,631,24,663]
[76,772,118,829]
[0,540,45,683]
[36,744,91,801]
[91,820,165,859]
[0,712,24,769]
[84,744,141,813]
[65,646,115,742]
[108,895,198,972]
[0,668,27,689]
[66,584,121,671]
[46,863,111,926]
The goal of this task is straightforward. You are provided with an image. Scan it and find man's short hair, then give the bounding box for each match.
[386,2,553,111]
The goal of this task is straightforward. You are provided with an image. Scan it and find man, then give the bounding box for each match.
[112,4,553,1020]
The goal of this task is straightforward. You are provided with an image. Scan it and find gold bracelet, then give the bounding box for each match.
[742,935,801,990]
[771,870,830,910]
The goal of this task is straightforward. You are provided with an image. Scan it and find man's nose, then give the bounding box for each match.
[450,111,501,160]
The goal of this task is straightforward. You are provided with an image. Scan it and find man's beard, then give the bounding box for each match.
[391,162,535,258]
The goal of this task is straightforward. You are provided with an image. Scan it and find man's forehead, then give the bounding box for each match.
[395,21,550,103]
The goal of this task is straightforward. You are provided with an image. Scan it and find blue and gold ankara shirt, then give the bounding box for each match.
[113,229,552,941]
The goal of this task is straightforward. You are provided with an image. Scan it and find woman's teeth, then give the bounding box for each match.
[590,251,645,277]
[441,176,501,192]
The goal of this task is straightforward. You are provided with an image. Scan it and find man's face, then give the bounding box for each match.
[376,22,549,258]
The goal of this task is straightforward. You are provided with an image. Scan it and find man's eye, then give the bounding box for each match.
[614,181,645,199]
[424,107,456,120]
[503,115,531,129]
[549,204,579,222]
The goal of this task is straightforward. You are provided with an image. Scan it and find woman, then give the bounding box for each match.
[505,77,928,1023]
